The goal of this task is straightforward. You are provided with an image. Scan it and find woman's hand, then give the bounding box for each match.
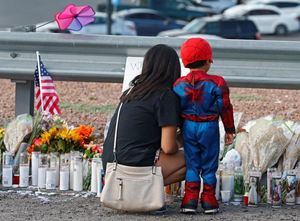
[161,126,179,154]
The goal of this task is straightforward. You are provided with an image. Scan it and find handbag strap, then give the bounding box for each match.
[112,88,160,171]
[113,102,123,163]
[113,87,133,163]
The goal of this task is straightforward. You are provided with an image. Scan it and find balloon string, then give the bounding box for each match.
[33,20,55,31]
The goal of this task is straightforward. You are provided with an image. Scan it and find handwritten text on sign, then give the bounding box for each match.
[122,57,190,92]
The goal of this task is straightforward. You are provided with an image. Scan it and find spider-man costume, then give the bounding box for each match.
[174,38,235,214]
[174,70,235,183]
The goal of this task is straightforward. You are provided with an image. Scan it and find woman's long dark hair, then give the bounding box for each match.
[120,44,181,102]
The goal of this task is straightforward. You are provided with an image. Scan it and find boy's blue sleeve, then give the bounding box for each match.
[214,77,235,134]
[173,79,189,109]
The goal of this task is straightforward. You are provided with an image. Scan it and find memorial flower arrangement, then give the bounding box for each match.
[28,125,95,154]
[27,111,96,154]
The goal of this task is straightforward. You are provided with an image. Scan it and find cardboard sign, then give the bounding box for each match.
[122,57,190,92]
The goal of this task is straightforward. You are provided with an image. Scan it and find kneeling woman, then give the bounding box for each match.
[102,44,185,188]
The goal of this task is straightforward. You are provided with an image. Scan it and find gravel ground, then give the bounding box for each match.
[1,79,299,144]
[0,190,299,221]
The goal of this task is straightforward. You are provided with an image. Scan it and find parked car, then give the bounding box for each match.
[116,8,186,36]
[73,12,136,36]
[98,0,215,21]
[247,0,300,15]
[190,0,238,13]
[223,4,300,35]
[158,15,261,39]
[150,0,215,21]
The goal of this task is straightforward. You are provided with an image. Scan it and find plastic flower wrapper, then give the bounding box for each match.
[27,111,43,147]
[52,115,68,128]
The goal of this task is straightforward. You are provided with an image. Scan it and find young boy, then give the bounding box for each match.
[173,38,235,214]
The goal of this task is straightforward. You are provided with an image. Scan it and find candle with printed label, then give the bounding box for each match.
[2,151,13,187]
[234,166,244,202]
[46,153,58,190]
[73,156,83,191]
[59,153,70,191]
[91,158,101,193]
[296,170,300,205]
[70,151,80,190]
[271,171,282,208]
[38,154,48,189]
[286,170,296,205]
[19,152,29,187]
[267,168,276,204]
[31,151,40,186]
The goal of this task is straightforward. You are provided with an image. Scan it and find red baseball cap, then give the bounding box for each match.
[180,38,213,67]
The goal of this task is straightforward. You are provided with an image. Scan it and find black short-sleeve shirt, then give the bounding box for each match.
[102,89,180,171]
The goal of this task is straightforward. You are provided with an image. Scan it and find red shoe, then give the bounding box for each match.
[180,181,200,214]
[201,184,219,214]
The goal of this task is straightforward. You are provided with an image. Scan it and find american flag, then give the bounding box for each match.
[34,57,61,115]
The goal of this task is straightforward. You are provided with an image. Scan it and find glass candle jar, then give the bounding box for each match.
[73,156,83,192]
[52,152,60,187]
[271,171,282,208]
[31,151,40,186]
[248,167,262,205]
[46,153,58,190]
[59,153,70,191]
[267,168,276,204]
[19,152,29,187]
[296,169,300,205]
[221,163,234,200]
[38,153,48,189]
[234,166,244,202]
[70,151,81,190]
[2,151,13,187]
[91,158,102,193]
[286,170,296,205]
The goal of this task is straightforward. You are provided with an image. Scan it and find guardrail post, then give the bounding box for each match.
[12,80,34,116]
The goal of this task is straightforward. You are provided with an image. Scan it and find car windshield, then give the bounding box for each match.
[183,19,206,33]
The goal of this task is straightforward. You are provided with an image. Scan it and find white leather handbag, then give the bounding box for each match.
[100,102,165,212]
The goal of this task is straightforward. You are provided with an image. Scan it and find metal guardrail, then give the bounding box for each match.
[0,32,300,116]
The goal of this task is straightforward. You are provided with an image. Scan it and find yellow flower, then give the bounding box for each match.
[0,128,4,139]
[69,129,82,142]
[49,127,58,136]
[56,128,69,140]
[41,131,52,145]
[40,127,58,145]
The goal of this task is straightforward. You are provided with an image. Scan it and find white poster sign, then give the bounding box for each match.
[122,57,190,92]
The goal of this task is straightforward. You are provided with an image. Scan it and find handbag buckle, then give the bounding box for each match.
[113,162,117,171]
[152,166,157,175]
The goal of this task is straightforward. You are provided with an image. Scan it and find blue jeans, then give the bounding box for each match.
[183,120,219,185]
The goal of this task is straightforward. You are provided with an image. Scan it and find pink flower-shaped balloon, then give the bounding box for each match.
[55,4,95,31]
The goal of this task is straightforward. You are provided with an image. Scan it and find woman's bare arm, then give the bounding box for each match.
[161,125,179,154]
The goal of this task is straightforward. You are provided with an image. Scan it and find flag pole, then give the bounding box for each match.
[36,51,44,112]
